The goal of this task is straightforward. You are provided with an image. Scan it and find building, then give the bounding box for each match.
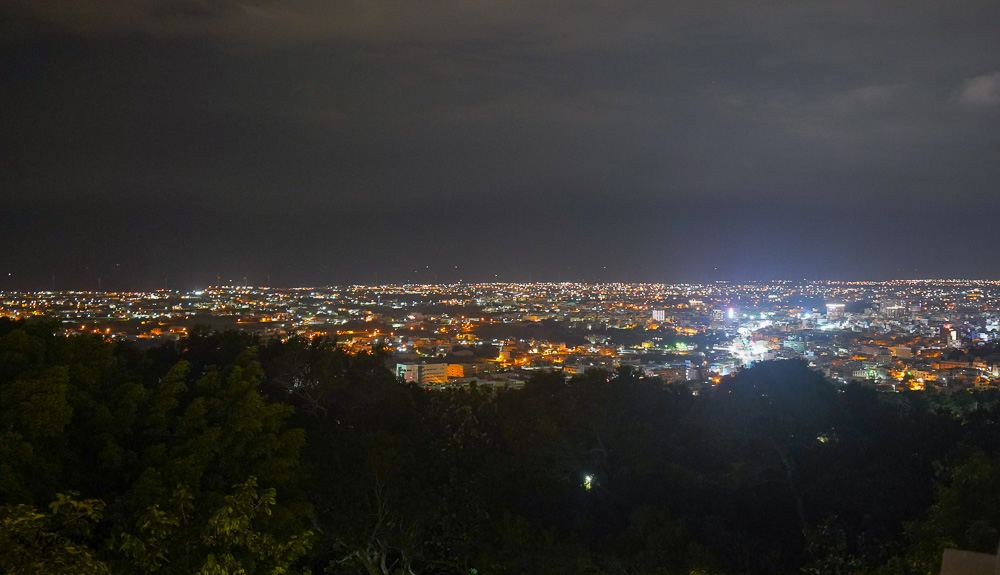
[447,363,474,378]
[396,362,448,385]
[940,540,1000,575]
[890,346,913,358]
[826,303,846,320]
[783,337,806,353]
[941,325,959,347]
[879,298,906,318]
[718,306,739,328]
[652,309,667,322]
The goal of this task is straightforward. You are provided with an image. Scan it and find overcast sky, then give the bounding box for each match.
[3,0,1000,289]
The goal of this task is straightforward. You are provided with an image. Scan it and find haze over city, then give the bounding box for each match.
[4,0,1000,290]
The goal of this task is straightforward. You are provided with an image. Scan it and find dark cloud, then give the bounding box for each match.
[2,0,1000,288]
[957,71,1000,106]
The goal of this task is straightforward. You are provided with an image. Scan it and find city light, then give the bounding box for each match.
[3,279,999,391]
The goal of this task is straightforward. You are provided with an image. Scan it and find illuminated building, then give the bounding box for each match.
[890,346,913,358]
[396,362,448,385]
[826,303,846,320]
[941,325,959,347]
[724,306,739,327]
[783,337,805,352]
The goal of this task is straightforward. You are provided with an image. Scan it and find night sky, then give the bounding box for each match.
[3,1,1000,290]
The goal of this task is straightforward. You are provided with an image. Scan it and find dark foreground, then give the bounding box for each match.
[2,319,999,574]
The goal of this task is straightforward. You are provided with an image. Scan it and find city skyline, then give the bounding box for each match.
[6,278,1000,391]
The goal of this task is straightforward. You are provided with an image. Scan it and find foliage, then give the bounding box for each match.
[4,319,1000,574]
[0,321,311,574]
[118,477,313,575]
[0,492,109,575]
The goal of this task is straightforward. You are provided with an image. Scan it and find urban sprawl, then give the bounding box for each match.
[4,280,1000,392]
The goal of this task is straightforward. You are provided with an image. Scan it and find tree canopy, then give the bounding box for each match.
[2,318,1000,574]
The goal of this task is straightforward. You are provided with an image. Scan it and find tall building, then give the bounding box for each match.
[826,303,846,320]
[652,309,667,322]
[723,306,740,327]
[940,325,959,348]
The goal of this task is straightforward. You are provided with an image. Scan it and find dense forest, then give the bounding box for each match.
[3,318,1000,574]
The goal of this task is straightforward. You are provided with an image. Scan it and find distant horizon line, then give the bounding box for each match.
[5,278,1000,294]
